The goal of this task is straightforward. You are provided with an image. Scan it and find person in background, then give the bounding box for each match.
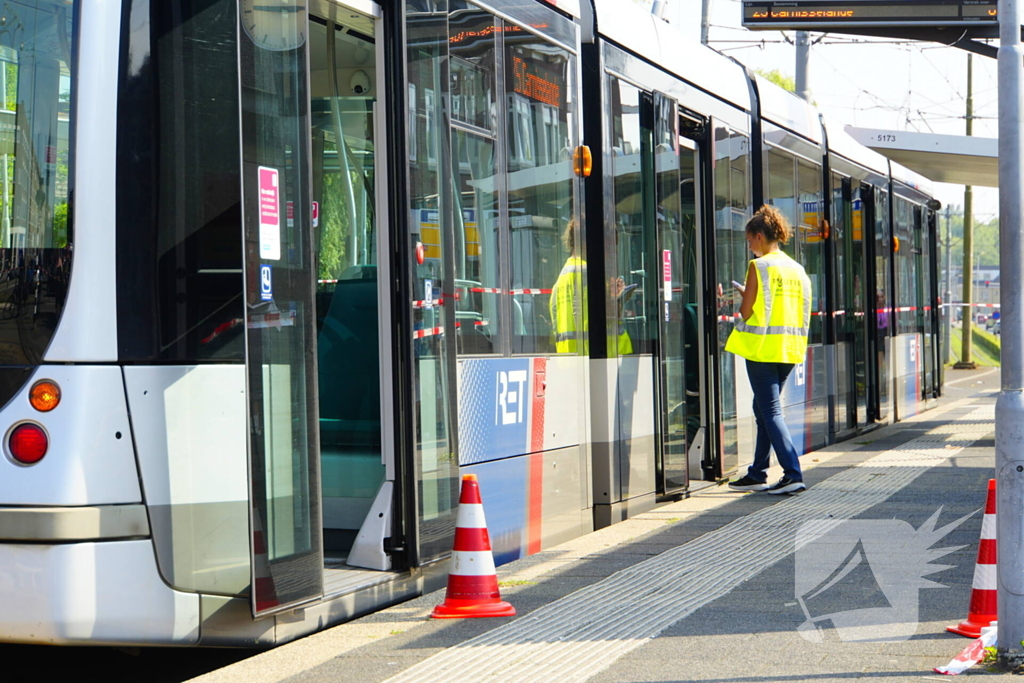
[550,219,632,355]
[726,205,813,495]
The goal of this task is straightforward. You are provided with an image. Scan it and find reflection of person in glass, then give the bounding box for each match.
[550,219,632,354]
[725,206,812,495]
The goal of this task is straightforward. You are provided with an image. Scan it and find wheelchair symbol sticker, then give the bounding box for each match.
[260,265,273,301]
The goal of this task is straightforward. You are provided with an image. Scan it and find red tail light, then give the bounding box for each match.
[9,423,48,465]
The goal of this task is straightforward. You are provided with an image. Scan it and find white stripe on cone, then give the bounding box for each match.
[455,503,488,529]
[450,550,498,577]
[981,513,996,540]
[972,564,997,591]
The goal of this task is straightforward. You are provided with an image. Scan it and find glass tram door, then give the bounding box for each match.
[239,1,324,617]
[307,3,394,570]
[653,94,701,495]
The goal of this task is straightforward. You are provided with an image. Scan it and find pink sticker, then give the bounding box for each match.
[662,250,672,302]
[258,167,280,260]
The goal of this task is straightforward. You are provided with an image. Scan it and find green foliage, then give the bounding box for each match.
[939,206,1000,267]
[52,202,68,247]
[973,324,1001,364]
[3,62,15,112]
[754,68,796,93]
[974,217,1000,267]
[318,166,348,282]
[949,324,1000,367]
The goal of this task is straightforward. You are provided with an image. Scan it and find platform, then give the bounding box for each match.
[189,367,1005,683]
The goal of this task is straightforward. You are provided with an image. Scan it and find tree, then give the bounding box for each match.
[754,68,796,93]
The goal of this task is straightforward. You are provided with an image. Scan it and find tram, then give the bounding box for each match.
[0,0,940,646]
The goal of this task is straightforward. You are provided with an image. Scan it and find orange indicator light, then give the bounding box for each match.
[29,380,60,412]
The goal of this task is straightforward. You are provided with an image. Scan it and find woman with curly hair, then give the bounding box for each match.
[726,205,813,495]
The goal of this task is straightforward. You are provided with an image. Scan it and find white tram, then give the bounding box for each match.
[0,0,940,646]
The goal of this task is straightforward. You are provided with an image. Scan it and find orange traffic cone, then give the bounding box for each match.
[948,478,997,637]
[432,474,516,619]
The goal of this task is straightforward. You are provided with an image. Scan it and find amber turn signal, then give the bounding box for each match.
[893,236,900,253]
[29,380,60,412]
[573,145,593,177]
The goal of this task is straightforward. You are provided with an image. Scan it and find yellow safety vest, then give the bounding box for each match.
[725,251,811,364]
[550,257,633,355]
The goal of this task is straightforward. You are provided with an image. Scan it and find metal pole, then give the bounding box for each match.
[944,205,953,364]
[700,0,711,45]
[956,54,977,369]
[795,31,811,102]
[997,0,1024,667]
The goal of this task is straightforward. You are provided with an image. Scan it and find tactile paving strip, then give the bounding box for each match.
[384,404,994,683]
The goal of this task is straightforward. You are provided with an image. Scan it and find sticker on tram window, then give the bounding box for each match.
[662,250,672,303]
[312,201,320,228]
[258,166,281,260]
[260,265,273,301]
[795,362,806,386]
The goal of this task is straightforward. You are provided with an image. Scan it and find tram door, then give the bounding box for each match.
[242,0,394,618]
[863,184,893,423]
[830,174,868,434]
[653,94,703,495]
[240,0,324,617]
[306,5,394,569]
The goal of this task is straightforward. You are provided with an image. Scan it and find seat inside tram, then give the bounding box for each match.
[308,12,384,560]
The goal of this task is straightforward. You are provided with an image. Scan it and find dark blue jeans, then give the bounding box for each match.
[745,359,803,483]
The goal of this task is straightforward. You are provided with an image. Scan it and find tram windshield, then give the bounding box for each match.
[0,0,75,367]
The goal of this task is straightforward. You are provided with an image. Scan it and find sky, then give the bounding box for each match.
[632,0,999,222]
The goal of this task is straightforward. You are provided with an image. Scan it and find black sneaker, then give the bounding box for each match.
[766,477,807,495]
[728,475,770,492]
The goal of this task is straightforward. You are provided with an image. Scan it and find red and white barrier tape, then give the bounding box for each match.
[509,288,553,295]
[941,302,1000,308]
[933,624,997,675]
[201,318,243,344]
[247,311,296,330]
[413,326,445,340]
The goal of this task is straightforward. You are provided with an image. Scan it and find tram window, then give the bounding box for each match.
[450,7,501,355]
[117,0,243,362]
[713,127,749,462]
[0,1,76,369]
[505,32,573,355]
[730,139,751,305]
[609,78,650,355]
[894,197,916,335]
[797,159,824,345]
[875,188,893,338]
[765,148,797,258]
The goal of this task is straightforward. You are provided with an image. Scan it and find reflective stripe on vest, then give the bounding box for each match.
[725,252,812,364]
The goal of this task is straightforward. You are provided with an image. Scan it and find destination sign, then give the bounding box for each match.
[742,1,997,29]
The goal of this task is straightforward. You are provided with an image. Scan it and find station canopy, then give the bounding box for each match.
[845,127,997,188]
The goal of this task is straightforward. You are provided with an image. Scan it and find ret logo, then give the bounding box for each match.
[496,370,528,426]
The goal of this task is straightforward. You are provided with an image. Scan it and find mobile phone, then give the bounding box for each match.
[731,280,744,289]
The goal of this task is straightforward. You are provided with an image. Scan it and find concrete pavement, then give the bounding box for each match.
[191,367,1010,683]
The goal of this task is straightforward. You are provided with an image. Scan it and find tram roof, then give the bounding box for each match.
[845,126,997,188]
[822,117,896,185]
[754,75,822,145]
[591,1,752,112]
